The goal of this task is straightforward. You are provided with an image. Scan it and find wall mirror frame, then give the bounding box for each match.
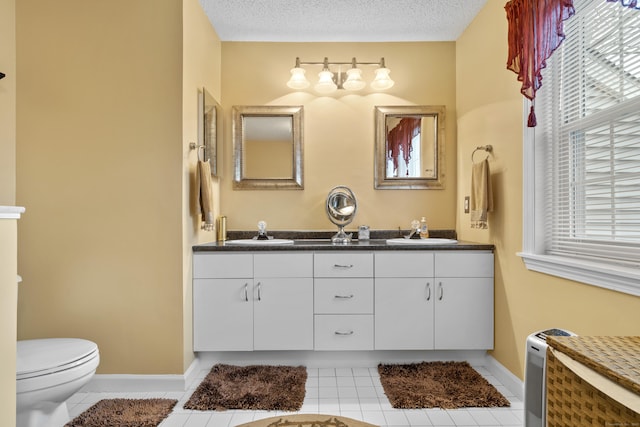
[198,87,222,176]
[232,105,304,190]
[374,105,446,190]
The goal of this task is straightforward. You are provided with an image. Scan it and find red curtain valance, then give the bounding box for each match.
[505,0,575,127]
[387,117,421,174]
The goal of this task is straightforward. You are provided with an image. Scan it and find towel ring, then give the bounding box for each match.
[472,145,493,163]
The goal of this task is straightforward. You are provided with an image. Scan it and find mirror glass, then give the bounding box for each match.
[233,106,303,190]
[375,106,445,189]
[326,186,358,244]
[199,88,221,176]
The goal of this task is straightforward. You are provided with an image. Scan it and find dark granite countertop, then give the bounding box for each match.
[193,229,494,252]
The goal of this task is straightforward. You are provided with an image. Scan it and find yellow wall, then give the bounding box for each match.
[456,0,640,379]
[15,0,222,375]
[1,0,18,424]
[221,42,458,231]
[182,0,222,371]
[0,0,16,205]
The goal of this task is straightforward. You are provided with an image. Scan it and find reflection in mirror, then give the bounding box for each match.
[375,106,445,189]
[233,106,303,190]
[199,88,221,176]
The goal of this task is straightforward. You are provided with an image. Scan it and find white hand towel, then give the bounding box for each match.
[470,158,493,229]
[197,160,215,231]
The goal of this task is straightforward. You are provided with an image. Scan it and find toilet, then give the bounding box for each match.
[16,338,100,427]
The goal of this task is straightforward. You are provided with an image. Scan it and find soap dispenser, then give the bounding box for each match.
[419,217,429,238]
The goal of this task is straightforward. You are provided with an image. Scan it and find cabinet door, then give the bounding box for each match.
[253,278,314,350]
[375,278,435,350]
[193,278,253,351]
[434,278,494,350]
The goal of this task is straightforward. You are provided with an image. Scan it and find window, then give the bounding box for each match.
[519,0,640,296]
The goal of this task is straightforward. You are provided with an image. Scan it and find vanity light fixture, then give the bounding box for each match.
[286,57,394,93]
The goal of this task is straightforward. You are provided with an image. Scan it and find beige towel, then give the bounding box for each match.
[197,160,215,231]
[470,158,493,229]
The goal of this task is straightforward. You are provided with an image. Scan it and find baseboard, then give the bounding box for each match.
[195,350,490,368]
[78,351,524,398]
[484,354,524,400]
[80,357,201,392]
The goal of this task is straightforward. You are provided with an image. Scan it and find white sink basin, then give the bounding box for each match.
[224,239,294,246]
[386,238,458,245]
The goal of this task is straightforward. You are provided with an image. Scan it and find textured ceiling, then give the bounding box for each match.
[199,0,488,42]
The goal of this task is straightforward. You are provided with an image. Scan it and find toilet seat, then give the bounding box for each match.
[17,338,99,380]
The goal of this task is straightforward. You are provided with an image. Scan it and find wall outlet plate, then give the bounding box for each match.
[464,196,470,213]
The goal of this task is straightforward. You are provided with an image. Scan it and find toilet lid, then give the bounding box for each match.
[17,338,99,379]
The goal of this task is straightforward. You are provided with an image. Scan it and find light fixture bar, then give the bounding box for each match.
[286,57,394,92]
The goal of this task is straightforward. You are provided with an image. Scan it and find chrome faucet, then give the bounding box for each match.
[406,220,422,239]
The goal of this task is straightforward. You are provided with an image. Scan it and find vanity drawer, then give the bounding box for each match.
[193,253,253,278]
[254,253,313,277]
[314,252,373,277]
[314,278,373,314]
[435,252,494,277]
[375,251,434,277]
[314,315,374,350]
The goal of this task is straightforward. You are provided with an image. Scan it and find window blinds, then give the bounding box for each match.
[537,0,640,267]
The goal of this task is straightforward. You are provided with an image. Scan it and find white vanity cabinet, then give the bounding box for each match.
[193,247,494,352]
[193,252,313,351]
[374,252,435,350]
[434,252,494,350]
[313,252,374,350]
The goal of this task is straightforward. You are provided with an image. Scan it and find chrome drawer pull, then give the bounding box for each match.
[257,282,262,301]
[243,283,249,302]
[333,264,354,268]
[334,294,354,299]
[438,282,443,300]
[334,330,354,336]
[426,282,431,301]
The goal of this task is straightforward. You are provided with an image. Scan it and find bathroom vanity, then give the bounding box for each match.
[192,238,494,353]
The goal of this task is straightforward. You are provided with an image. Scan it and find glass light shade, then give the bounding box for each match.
[287,67,310,89]
[314,70,337,94]
[342,68,366,91]
[370,67,395,90]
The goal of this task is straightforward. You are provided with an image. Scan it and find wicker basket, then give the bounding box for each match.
[547,349,640,426]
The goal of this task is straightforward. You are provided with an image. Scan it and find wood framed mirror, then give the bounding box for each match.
[232,105,304,190]
[374,105,445,190]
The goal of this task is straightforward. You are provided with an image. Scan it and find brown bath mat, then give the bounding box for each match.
[378,361,511,409]
[236,414,379,427]
[184,364,307,411]
[65,398,177,427]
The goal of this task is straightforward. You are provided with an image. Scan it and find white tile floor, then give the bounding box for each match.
[66,363,523,427]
